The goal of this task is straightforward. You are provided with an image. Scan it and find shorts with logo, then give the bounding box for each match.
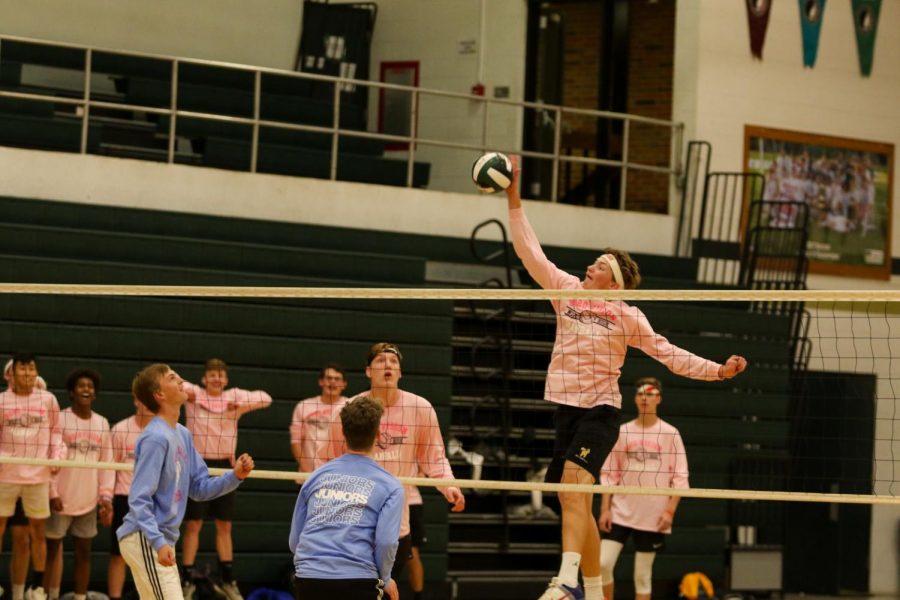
[605,522,666,553]
[184,459,236,521]
[409,503,427,548]
[0,482,50,519]
[46,508,98,539]
[110,494,129,556]
[545,404,620,483]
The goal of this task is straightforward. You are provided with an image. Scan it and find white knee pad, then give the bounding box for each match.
[599,539,624,582]
[633,551,656,594]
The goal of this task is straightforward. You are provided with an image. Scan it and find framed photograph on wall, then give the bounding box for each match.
[744,125,894,280]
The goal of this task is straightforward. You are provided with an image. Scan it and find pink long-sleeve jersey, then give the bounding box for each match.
[600,418,689,534]
[184,383,272,460]
[50,409,115,516]
[509,208,723,409]
[320,391,455,537]
[0,388,63,484]
[111,415,145,496]
[289,395,348,473]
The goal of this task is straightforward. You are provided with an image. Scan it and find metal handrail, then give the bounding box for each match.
[0,34,684,206]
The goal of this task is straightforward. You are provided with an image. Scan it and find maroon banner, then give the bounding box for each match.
[746,0,773,59]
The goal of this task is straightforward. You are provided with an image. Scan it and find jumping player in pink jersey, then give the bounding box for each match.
[320,342,465,580]
[504,158,747,600]
[599,378,688,600]
[0,353,64,600]
[43,368,115,600]
[290,364,349,474]
[108,396,152,600]
[180,358,272,600]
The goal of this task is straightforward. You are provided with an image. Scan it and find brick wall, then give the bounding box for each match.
[625,0,675,213]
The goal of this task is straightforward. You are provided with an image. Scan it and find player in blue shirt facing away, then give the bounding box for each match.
[289,396,404,600]
[116,364,255,600]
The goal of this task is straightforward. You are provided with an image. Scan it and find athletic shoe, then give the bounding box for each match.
[24,586,48,600]
[182,581,196,600]
[217,580,243,600]
[537,578,584,600]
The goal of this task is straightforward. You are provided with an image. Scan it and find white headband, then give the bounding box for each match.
[600,254,624,288]
[637,384,660,395]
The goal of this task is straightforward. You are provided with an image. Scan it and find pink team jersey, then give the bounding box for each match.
[184,383,272,460]
[289,395,348,473]
[510,208,723,409]
[50,409,115,516]
[111,415,145,496]
[320,391,455,537]
[0,388,63,484]
[600,418,689,534]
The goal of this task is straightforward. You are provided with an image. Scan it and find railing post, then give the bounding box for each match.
[80,48,92,154]
[329,82,341,181]
[167,60,178,164]
[406,88,419,188]
[481,96,489,152]
[619,117,630,210]
[550,107,562,202]
[251,70,261,173]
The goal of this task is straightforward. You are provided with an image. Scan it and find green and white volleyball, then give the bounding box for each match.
[471,152,513,193]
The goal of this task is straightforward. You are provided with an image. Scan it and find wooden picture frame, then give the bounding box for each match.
[744,125,894,280]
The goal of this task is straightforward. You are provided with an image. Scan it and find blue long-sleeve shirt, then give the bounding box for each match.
[289,453,403,583]
[117,417,241,551]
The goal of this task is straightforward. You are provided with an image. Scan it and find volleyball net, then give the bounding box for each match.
[0,284,897,508]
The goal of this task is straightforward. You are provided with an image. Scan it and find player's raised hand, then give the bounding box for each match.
[718,355,748,379]
[506,154,522,208]
[233,453,255,480]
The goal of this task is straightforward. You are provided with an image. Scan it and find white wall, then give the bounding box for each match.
[0,0,303,68]
[368,0,528,193]
[674,2,900,592]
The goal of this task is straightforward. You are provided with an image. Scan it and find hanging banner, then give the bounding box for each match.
[851,0,881,76]
[746,0,773,59]
[799,0,827,67]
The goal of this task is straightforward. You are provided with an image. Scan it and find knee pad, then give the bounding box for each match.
[600,539,623,582]
[633,551,656,594]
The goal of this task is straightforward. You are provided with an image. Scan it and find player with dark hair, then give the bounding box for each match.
[290,364,349,474]
[599,378,688,600]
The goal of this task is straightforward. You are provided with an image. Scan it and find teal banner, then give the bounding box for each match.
[799,0,827,67]
[851,0,881,76]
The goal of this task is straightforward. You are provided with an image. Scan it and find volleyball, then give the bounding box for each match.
[472,152,513,193]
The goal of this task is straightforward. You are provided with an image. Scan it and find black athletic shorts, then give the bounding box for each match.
[390,534,413,579]
[8,499,27,526]
[605,522,666,553]
[110,494,130,556]
[409,503,427,548]
[545,404,621,483]
[294,577,386,599]
[184,459,236,522]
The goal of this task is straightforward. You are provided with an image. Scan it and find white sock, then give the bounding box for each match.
[12,584,25,600]
[557,551,581,587]
[74,594,86,600]
[583,576,604,600]
[49,588,61,600]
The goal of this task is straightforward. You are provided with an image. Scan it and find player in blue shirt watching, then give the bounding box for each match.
[289,396,404,600]
[116,364,255,600]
